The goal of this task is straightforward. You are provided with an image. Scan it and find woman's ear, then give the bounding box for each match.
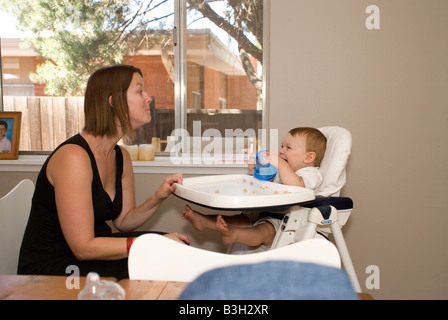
[304,151,316,164]
[108,95,113,107]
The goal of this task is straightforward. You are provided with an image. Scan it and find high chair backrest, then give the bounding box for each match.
[316,126,352,197]
[0,179,34,274]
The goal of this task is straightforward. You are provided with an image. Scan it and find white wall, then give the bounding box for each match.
[269,0,448,299]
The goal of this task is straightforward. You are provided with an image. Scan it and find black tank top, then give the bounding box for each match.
[18,134,123,275]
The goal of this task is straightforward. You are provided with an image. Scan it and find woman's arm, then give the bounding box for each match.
[112,147,183,232]
[49,145,188,262]
[48,144,129,260]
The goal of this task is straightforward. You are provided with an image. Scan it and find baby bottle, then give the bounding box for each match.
[253,150,277,181]
[78,272,125,300]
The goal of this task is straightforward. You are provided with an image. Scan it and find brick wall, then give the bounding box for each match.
[124,55,175,109]
[31,54,258,111]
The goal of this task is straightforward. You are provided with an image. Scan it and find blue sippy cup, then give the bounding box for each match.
[253,150,277,181]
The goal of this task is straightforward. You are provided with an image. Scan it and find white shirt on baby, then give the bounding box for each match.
[273,166,322,191]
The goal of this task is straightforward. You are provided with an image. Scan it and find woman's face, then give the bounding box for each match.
[126,72,152,129]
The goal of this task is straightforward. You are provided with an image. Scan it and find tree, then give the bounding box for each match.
[187,0,263,99]
[0,0,263,97]
[0,0,174,96]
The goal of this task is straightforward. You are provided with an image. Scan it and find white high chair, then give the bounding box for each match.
[269,126,362,292]
[130,126,361,293]
[224,126,360,292]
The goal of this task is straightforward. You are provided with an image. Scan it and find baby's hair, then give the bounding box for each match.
[288,127,327,166]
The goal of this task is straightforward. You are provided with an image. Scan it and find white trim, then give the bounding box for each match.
[263,0,271,146]
[0,155,250,175]
[0,155,47,172]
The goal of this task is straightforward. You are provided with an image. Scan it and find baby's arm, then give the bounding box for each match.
[247,153,255,173]
[266,151,305,187]
[276,157,305,187]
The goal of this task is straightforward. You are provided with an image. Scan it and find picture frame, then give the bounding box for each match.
[0,111,22,160]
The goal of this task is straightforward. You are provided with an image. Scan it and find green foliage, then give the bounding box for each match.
[1,0,263,97]
[0,0,165,96]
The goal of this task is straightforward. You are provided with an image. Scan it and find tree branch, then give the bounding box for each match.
[187,0,262,62]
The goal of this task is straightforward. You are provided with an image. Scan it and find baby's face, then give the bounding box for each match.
[279,133,308,172]
[0,125,6,138]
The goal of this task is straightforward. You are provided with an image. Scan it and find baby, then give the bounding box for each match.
[0,120,12,152]
[182,127,327,249]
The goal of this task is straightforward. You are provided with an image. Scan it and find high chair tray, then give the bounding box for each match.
[174,174,315,211]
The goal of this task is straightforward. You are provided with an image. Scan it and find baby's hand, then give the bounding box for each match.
[247,153,255,173]
[265,151,279,168]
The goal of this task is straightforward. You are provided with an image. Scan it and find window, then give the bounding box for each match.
[0,0,268,159]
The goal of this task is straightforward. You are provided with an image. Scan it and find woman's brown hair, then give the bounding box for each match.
[83,65,142,138]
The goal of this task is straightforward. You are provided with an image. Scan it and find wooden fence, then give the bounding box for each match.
[3,96,85,151]
[3,96,262,152]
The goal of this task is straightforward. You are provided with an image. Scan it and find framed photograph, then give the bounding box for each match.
[0,111,22,160]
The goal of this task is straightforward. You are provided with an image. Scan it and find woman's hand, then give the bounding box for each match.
[154,173,183,200]
[114,174,185,233]
[164,232,191,245]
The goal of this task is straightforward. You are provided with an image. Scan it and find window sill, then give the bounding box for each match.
[0,154,251,175]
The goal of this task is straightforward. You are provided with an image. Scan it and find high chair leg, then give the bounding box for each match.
[271,204,362,293]
[306,205,362,293]
[330,221,362,293]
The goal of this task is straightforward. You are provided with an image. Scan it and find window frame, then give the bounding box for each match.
[0,38,3,112]
[174,0,270,156]
[0,0,270,161]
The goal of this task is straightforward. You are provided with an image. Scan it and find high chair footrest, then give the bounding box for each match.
[303,197,353,211]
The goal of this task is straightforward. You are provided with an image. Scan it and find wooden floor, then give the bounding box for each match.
[358,293,374,300]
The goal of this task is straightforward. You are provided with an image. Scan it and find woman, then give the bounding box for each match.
[18,65,190,279]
